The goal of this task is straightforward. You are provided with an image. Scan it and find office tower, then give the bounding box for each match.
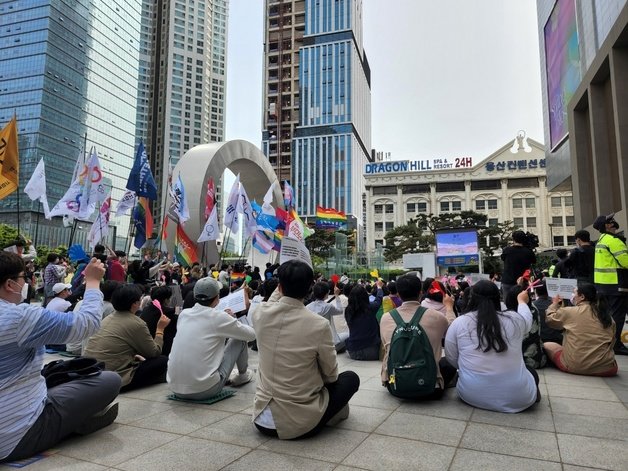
[537,0,628,228]
[0,1,142,247]
[261,0,306,183]
[138,0,229,224]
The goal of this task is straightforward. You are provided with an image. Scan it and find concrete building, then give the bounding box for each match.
[261,0,372,225]
[537,0,628,229]
[0,0,142,247]
[261,0,306,183]
[138,0,228,223]
[363,138,575,254]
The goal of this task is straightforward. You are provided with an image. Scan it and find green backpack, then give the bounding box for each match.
[387,307,438,399]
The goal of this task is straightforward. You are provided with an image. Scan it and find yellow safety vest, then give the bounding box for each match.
[594,233,628,285]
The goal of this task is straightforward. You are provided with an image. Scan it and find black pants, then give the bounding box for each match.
[525,364,542,403]
[386,357,457,400]
[604,294,628,347]
[255,371,360,439]
[120,356,168,392]
[5,372,121,461]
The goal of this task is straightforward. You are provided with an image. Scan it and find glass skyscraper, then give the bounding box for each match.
[292,0,371,221]
[0,0,142,247]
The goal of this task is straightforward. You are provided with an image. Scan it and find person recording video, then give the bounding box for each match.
[501,230,536,298]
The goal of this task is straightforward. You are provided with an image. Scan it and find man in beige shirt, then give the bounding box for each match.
[252,260,360,439]
[380,274,456,400]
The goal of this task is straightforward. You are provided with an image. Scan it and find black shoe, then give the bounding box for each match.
[75,402,118,435]
[614,344,628,356]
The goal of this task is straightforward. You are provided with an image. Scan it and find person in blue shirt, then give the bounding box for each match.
[0,253,121,462]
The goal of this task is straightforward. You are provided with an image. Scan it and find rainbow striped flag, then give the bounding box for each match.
[175,223,198,266]
[133,197,153,249]
[315,205,347,229]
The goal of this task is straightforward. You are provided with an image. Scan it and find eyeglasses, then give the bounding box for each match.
[11,275,30,282]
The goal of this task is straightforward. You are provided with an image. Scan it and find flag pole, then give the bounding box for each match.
[125,196,137,255]
[218,226,231,267]
[34,201,41,247]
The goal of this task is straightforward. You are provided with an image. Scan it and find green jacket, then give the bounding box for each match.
[594,233,628,293]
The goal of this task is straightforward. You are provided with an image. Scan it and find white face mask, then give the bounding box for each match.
[9,279,29,303]
[570,294,578,305]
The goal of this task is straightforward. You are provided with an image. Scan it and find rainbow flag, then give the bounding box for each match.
[175,223,198,266]
[315,205,347,229]
[133,197,153,249]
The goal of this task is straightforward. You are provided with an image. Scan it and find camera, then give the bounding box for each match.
[523,232,539,250]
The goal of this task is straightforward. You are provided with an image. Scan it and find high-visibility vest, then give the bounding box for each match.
[594,233,628,285]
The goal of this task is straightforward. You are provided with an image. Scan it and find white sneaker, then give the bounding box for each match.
[229,369,253,387]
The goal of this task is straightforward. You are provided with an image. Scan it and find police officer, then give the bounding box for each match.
[593,213,628,355]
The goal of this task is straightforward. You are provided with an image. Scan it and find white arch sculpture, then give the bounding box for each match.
[166,140,282,267]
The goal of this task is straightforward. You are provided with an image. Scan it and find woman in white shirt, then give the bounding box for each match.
[445,280,540,413]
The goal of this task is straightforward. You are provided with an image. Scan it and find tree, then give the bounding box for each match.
[0,224,20,249]
[304,229,335,259]
[383,225,433,262]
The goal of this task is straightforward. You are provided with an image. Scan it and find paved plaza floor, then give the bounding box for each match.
[8,349,628,471]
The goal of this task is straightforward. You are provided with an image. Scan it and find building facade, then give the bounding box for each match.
[138,0,228,223]
[364,139,575,254]
[0,0,142,248]
[537,0,628,230]
[261,0,306,183]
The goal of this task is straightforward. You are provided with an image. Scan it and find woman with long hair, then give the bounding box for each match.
[344,280,384,360]
[444,280,540,413]
[543,283,617,376]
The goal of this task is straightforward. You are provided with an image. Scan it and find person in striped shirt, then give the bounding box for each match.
[0,253,121,462]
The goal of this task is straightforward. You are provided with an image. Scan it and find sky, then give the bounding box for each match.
[224,0,545,166]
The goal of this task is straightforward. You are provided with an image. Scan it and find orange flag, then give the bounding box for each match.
[0,116,19,200]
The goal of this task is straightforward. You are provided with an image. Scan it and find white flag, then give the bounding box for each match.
[237,182,257,238]
[172,174,190,224]
[262,181,277,215]
[197,206,220,242]
[88,195,111,249]
[223,174,240,233]
[115,189,136,217]
[49,147,104,219]
[23,158,51,218]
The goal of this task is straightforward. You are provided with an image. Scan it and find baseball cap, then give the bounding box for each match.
[593,213,617,231]
[194,277,221,301]
[52,283,72,295]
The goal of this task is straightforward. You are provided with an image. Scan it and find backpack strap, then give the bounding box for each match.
[388,309,404,327]
[408,306,428,327]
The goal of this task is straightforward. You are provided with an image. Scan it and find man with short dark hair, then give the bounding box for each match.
[253,260,359,439]
[168,277,255,399]
[565,229,595,284]
[0,254,120,462]
[501,230,536,297]
[306,281,347,352]
[380,274,456,400]
[43,253,66,305]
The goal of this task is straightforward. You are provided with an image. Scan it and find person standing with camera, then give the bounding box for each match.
[500,230,536,298]
[593,214,628,356]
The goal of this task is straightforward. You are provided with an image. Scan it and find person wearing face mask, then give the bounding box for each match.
[0,252,121,463]
[543,283,617,376]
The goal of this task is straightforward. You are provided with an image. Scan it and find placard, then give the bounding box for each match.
[280,237,312,268]
[216,289,247,314]
[544,277,577,298]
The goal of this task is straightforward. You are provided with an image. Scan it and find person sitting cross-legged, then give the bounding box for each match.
[253,260,360,439]
[167,277,256,400]
[380,274,457,400]
[0,254,121,463]
[306,281,348,352]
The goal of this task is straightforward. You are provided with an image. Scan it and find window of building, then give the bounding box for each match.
[488,218,498,227]
[385,204,394,214]
[553,236,565,246]
[552,216,563,226]
[566,216,575,226]
[525,197,535,208]
[551,196,562,207]
[385,222,394,231]
[564,196,573,206]
[475,200,486,210]
[487,199,498,210]
[417,202,427,213]
[372,186,397,195]
[567,235,576,245]
[406,203,416,213]
[402,184,430,193]
[513,217,524,228]
[507,177,539,189]
[436,181,465,192]
[471,179,501,191]
[451,201,462,211]
[374,204,383,214]
[512,198,523,209]
[440,201,450,212]
[374,222,383,231]
[527,217,536,228]
[375,239,384,247]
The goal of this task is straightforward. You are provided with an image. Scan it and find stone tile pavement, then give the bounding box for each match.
[7,350,628,471]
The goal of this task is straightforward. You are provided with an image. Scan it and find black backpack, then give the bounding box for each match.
[387,307,437,398]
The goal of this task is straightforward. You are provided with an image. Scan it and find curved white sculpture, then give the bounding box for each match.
[166,140,282,266]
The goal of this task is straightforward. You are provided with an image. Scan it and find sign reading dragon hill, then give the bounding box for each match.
[365,157,473,174]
